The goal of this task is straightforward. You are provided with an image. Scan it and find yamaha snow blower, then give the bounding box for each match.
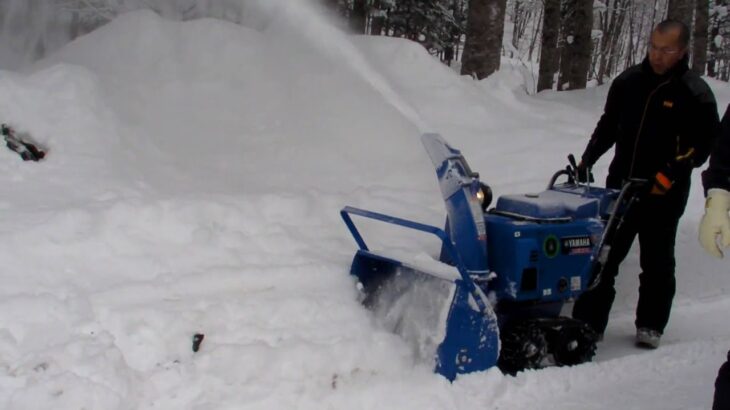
[340,133,646,380]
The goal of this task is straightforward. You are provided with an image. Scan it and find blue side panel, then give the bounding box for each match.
[485,213,604,302]
[443,186,488,273]
[435,282,500,380]
[486,183,620,304]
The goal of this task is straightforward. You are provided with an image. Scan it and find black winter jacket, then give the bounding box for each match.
[702,104,730,193]
[581,56,719,192]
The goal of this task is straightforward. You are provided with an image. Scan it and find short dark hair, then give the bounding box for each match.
[655,20,690,48]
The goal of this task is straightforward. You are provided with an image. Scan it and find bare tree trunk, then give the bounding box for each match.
[528,7,543,62]
[369,0,385,35]
[649,0,660,42]
[512,0,521,49]
[558,0,594,90]
[384,9,392,36]
[597,0,621,83]
[667,0,694,28]
[630,1,647,68]
[707,15,719,77]
[322,0,342,16]
[452,0,465,62]
[350,0,367,33]
[625,3,636,70]
[691,0,709,74]
[69,10,81,40]
[537,0,561,91]
[605,0,629,77]
[0,0,5,33]
[461,0,508,79]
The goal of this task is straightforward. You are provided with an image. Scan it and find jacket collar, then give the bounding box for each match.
[641,54,690,81]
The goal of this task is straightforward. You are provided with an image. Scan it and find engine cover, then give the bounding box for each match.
[484,184,619,303]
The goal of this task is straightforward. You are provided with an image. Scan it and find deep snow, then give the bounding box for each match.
[0,6,728,410]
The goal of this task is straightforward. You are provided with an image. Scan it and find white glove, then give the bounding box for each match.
[699,188,730,258]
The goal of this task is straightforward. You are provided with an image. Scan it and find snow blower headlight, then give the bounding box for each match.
[477,183,492,212]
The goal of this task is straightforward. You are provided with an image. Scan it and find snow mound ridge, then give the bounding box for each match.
[38,10,436,195]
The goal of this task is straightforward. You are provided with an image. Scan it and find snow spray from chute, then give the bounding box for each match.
[244,1,499,377]
[247,0,430,133]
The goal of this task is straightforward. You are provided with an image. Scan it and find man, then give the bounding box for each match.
[571,20,720,349]
[698,104,730,410]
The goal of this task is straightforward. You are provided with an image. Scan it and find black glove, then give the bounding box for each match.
[574,162,594,183]
[650,162,690,195]
[566,154,594,184]
[650,149,695,195]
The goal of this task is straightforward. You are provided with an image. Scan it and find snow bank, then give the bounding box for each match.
[36,10,434,198]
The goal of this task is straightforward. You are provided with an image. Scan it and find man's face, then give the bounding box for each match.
[648,29,686,75]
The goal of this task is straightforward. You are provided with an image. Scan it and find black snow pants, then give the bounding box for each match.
[714,351,730,410]
[572,186,688,335]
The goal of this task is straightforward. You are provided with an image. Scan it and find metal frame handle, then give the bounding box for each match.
[586,178,649,290]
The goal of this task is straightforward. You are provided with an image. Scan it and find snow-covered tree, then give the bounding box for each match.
[708,0,730,79]
[384,0,465,54]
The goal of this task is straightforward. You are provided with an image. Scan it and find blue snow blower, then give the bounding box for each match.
[341,133,646,380]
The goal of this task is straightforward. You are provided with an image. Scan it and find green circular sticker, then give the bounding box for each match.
[543,235,560,258]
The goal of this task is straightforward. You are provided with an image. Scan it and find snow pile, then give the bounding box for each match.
[35,10,433,197]
[0,5,727,409]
